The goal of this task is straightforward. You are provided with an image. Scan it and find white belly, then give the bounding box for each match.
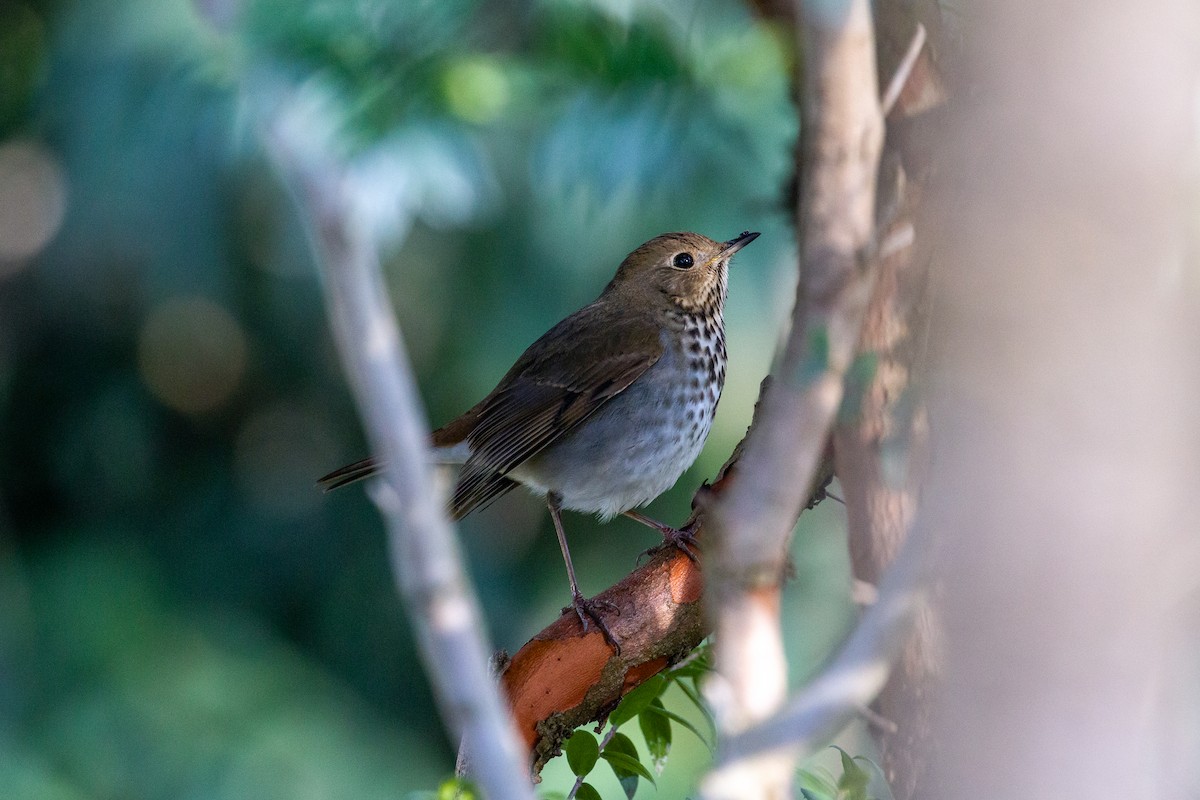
[510,330,723,519]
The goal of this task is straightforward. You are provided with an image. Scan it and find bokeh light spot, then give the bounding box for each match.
[442,57,509,124]
[0,138,67,270]
[138,297,247,414]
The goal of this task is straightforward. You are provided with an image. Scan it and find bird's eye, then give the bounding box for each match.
[672,252,694,269]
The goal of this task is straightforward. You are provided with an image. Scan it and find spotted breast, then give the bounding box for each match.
[509,301,727,520]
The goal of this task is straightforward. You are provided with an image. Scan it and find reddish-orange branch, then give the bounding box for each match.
[502,536,705,774]
[501,433,755,774]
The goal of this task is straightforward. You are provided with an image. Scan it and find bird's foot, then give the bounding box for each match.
[563,591,621,654]
[637,517,702,564]
[626,510,702,563]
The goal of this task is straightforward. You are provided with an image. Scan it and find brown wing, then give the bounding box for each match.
[447,303,663,518]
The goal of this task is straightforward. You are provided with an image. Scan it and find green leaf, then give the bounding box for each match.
[605,731,640,761]
[602,732,655,798]
[609,674,667,727]
[638,701,672,773]
[853,755,891,800]
[801,789,834,800]
[853,754,887,783]
[601,751,656,794]
[673,675,703,709]
[436,777,479,800]
[834,747,871,800]
[574,783,602,800]
[672,677,716,736]
[798,766,838,800]
[641,700,711,751]
[565,730,600,777]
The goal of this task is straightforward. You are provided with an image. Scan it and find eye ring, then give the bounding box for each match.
[672,252,694,269]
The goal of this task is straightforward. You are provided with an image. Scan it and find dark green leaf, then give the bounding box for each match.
[801,789,834,800]
[641,700,711,750]
[638,700,672,772]
[602,732,655,798]
[600,751,656,788]
[605,731,640,760]
[609,674,667,727]
[574,783,602,800]
[565,730,599,777]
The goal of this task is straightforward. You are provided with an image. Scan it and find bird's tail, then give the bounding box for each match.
[317,457,380,491]
[317,442,471,492]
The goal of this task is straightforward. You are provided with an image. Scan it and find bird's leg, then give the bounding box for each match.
[623,509,701,563]
[547,492,621,653]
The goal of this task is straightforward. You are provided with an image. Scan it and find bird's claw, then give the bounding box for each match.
[638,519,702,564]
[564,592,622,654]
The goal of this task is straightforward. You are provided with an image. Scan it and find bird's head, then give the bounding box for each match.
[608,230,760,315]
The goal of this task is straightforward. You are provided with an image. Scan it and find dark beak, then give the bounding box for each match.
[721,230,760,257]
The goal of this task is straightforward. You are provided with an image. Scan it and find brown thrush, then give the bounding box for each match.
[320,230,759,648]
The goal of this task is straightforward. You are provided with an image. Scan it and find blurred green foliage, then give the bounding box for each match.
[0,0,859,796]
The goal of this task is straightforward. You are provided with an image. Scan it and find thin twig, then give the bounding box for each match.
[262,103,533,800]
[878,223,916,260]
[856,703,900,735]
[881,24,928,117]
[188,4,538,786]
[851,578,879,607]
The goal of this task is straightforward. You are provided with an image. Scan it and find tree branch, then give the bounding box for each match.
[834,7,948,796]
[880,23,927,117]
[711,516,928,767]
[701,0,884,796]
[503,540,705,775]
[261,102,533,800]
[189,8,531,787]
[502,384,834,776]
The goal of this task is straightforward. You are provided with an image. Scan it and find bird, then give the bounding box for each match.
[319,230,760,648]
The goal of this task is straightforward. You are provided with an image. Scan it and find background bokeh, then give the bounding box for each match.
[0,0,857,796]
